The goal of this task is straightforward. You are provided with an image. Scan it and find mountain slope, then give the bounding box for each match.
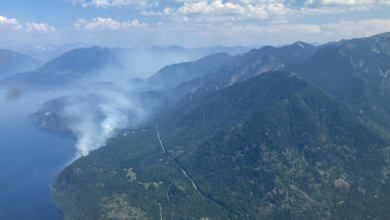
[190,42,318,98]
[0,42,89,62]
[52,71,390,219]
[0,49,42,77]
[0,46,124,88]
[295,32,390,130]
[0,45,245,90]
[143,52,232,90]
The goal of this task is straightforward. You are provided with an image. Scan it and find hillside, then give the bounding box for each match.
[0,49,42,77]
[51,71,390,219]
[190,42,318,98]
[0,46,124,88]
[0,46,243,90]
[143,52,232,90]
[0,42,89,62]
[295,32,390,130]
[25,52,233,133]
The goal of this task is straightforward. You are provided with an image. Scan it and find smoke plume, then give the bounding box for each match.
[58,82,153,158]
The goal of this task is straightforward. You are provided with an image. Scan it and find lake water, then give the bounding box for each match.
[0,105,75,220]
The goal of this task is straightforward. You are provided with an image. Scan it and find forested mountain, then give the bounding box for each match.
[21,32,390,220]
[0,49,42,78]
[190,41,318,98]
[25,52,234,132]
[52,71,390,220]
[0,45,247,90]
[141,52,232,90]
[137,41,319,107]
[295,32,390,130]
[0,46,128,88]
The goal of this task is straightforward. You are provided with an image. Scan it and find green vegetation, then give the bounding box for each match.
[158,71,390,219]
[145,52,233,90]
[50,33,390,220]
[52,128,233,220]
[125,168,136,182]
[295,35,390,132]
[52,70,390,219]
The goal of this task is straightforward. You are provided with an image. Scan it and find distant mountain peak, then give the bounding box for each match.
[0,49,43,76]
[294,41,306,48]
[89,45,107,50]
[292,41,314,49]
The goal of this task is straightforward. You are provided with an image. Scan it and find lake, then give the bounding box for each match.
[0,101,75,220]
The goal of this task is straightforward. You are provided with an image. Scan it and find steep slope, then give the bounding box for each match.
[0,45,246,90]
[52,71,390,219]
[0,49,42,77]
[190,42,318,98]
[37,46,123,74]
[143,52,232,90]
[25,52,233,133]
[137,42,318,109]
[295,32,390,130]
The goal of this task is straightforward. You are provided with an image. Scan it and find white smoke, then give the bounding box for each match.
[1,46,208,160]
[59,81,153,158]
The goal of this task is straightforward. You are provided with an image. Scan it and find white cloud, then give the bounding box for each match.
[378,0,390,5]
[142,10,164,15]
[177,1,270,18]
[300,6,346,14]
[193,16,237,23]
[73,17,148,30]
[321,18,390,39]
[301,0,378,14]
[68,0,158,9]
[231,0,285,4]
[307,0,374,7]
[0,15,22,30]
[215,23,321,35]
[74,17,121,30]
[272,19,289,24]
[143,0,297,22]
[25,23,57,33]
[145,17,390,47]
[143,7,191,22]
[122,19,148,28]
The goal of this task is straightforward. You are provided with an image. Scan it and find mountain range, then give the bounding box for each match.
[0,42,90,62]
[0,49,42,78]
[15,32,390,219]
[0,45,253,90]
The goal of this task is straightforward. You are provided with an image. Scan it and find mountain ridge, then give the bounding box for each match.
[51,71,390,219]
[0,49,43,78]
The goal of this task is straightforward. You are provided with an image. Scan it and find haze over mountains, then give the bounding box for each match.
[0,49,42,78]
[3,32,390,219]
[0,44,253,90]
[0,42,90,62]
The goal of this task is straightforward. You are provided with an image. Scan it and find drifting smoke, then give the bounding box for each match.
[1,45,225,160]
[59,83,153,158]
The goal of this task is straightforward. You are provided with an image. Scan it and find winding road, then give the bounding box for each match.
[155,122,201,194]
[154,109,236,217]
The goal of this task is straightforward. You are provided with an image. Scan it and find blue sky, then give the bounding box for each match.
[0,0,389,47]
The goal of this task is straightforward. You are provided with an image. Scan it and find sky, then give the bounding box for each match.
[0,0,390,47]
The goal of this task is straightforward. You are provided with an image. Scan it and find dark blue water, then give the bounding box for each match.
[0,115,75,220]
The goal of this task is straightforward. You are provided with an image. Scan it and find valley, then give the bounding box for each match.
[3,31,390,220]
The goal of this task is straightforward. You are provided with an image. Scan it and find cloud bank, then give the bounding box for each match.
[73,17,148,31]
